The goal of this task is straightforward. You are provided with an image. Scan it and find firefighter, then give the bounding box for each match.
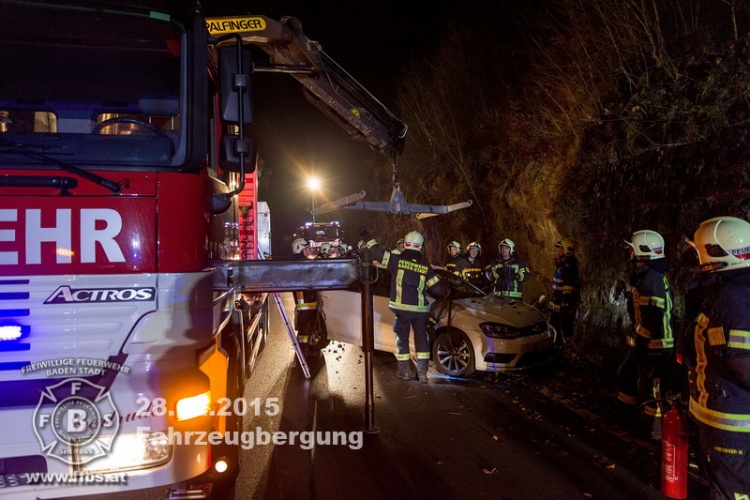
[681,216,750,499]
[462,241,486,289]
[392,238,405,255]
[485,239,530,299]
[319,242,332,258]
[338,243,349,258]
[549,239,581,343]
[290,238,319,346]
[359,227,447,383]
[445,240,467,275]
[617,229,674,439]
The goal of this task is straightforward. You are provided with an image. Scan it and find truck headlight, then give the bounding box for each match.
[78,431,171,474]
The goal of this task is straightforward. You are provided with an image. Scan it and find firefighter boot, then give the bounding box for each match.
[417,359,429,384]
[397,361,411,381]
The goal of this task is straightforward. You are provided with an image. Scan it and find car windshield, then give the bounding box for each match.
[0,2,184,167]
[434,269,487,299]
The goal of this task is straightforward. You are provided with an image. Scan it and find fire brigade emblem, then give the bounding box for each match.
[33,378,119,465]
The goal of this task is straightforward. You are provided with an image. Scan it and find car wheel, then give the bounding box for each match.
[432,330,475,377]
[305,313,329,352]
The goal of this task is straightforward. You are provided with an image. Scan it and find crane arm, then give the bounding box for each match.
[206,15,407,161]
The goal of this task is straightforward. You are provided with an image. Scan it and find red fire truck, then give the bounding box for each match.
[0,1,406,498]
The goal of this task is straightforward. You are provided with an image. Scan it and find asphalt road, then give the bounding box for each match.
[234,295,668,500]
[107,294,695,500]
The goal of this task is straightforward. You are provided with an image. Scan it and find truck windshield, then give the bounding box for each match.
[0,2,184,167]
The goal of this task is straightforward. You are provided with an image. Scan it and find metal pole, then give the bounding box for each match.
[311,192,316,223]
[360,248,379,434]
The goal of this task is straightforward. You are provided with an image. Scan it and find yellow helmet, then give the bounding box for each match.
[555,239,575,256]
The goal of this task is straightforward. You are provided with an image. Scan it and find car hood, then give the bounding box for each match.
[447,295,546,328]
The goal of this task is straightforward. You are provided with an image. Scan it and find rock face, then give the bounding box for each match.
[382,1,750,366]
[571,123,750,361]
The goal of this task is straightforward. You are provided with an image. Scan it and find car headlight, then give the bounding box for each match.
[480,322,548,339]
[480,322,522,339]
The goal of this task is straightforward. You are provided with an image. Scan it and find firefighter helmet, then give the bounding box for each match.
[467,241,482,256]
[555,239,575,256]
[686,216,750,273]
[320,242,332,257]
[499,238,515,254]
[403,231,424,251]
[291,238,309,255]
[626,230,665,260]
[448,240,462,253]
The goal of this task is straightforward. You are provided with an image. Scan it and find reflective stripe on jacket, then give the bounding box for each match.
[627,265,674,350]
[485,256,529,298]
[550,255,580,310]
[367,239,446,313]
[685,278,750,432]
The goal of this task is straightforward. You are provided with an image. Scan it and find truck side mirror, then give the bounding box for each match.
[219,44,253,125]
[220,135,257,172]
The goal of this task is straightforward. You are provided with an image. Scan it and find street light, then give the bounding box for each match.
[306,176,320,223]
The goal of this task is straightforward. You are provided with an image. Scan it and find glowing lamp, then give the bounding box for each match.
[175,391,211,421]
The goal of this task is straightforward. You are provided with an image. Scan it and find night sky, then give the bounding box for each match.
[203,1,446,255]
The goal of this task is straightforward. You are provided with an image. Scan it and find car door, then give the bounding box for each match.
[320,265,398,353]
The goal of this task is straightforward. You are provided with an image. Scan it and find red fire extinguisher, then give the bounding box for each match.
[661,402,689,499]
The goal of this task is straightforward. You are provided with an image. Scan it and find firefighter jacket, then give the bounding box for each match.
[366,241,447,313]
[626,260,673,352]
[445,255,468,276]
[549,255,580,312]
[485,255,530,299]
[683,269,750,434]
[461,255,485,289]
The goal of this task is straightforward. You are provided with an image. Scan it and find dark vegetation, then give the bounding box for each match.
[358,0,750,366]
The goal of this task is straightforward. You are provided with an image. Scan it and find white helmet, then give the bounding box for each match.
[626,230,665,260]
[291,238,309,255]
[448,240,461,253]
[467,241,482,256]
[320,242,332,257]
[499,238,515,254]
[686,216,750,272]
[403,231,424,252]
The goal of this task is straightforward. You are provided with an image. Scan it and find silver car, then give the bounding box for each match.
[319,266,556,377]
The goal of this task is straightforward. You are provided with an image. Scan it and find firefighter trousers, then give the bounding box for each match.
[392,310,431,359]
[697,423,750,500]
